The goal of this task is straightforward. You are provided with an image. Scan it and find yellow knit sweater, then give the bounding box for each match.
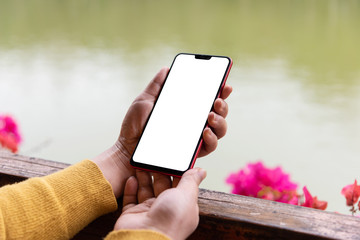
[0,160,169,240]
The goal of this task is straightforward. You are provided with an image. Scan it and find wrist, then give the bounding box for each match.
[93,141,135,198]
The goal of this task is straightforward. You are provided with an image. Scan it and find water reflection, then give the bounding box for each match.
[0,0,359,214]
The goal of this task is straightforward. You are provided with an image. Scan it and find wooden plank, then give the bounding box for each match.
[192,189,357,240]
[1,152,359,240]
[0,152,69,178]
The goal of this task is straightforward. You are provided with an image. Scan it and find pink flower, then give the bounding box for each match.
[0,115,22,144]
[226,161,328,210]
[226,161,299,204]
[0,114,22,153]
[0,132,18,153]
[341,180,360,207]
[301,186,327,210]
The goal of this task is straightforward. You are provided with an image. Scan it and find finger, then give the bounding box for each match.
[176,168,207,200]
[143,67,170,101]
[122,176,138,212]
[172,176,181,188]
[153,173,172,197]
[136,170,155,203]
[213,98,228,118]
[200,127,218,156]
[207,112,227,139]
[220,84,232,100]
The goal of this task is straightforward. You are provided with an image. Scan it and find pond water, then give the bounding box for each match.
[1,1,359,214]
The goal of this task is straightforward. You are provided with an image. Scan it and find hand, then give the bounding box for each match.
[94,67,232,197]
[118,67,232,159]
[114,168,207,240]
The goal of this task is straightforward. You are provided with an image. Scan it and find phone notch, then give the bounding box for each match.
[195,54,212,60]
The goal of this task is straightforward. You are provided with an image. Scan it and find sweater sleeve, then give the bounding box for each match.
[0,159,118,240]
[105,229,170,240]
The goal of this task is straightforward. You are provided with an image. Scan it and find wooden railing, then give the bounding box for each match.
[1,152,359,240]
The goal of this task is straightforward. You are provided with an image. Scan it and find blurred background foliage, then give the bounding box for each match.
[1,0,359,85]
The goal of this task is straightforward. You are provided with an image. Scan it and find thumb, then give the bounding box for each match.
[176,168,207,198]
[143,67,169,100]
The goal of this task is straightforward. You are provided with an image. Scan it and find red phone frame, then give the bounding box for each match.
[130,53,233,177]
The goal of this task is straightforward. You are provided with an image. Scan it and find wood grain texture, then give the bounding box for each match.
[1,152,359,240]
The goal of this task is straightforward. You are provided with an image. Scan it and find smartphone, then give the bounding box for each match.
[130,53,232,176]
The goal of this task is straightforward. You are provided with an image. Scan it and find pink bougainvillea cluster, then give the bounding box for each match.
[0,115,22,153]
[226,161,327,210]
[341,180,360,215]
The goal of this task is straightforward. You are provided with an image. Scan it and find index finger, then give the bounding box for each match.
[220,84,233,100]
[122,176,138,212]
[136,170,155,203]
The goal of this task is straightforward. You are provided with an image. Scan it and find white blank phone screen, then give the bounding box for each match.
[132,54,230,171]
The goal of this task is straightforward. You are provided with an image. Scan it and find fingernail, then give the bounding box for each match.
[220,101,225,110]
[197,168,207,180]
[212,113,217,123]
[205,127,212,137]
